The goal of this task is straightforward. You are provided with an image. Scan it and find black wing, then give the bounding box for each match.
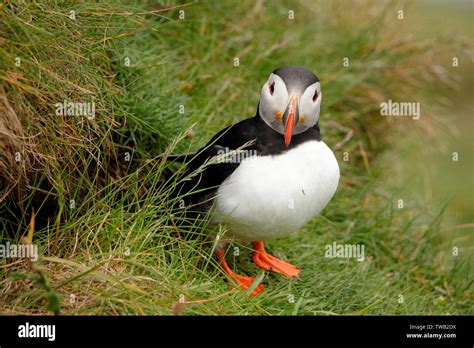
[173,116,259,207]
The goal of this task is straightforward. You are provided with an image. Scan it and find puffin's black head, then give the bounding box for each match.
[258,66,321,146]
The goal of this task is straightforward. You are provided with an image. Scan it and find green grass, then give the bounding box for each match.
[0,0,472,315]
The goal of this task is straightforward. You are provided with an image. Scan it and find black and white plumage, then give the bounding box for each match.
[176,66,339,242]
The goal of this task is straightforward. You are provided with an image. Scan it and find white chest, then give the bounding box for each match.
[213,140,340,241]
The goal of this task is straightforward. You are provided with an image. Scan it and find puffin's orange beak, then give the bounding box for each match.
[283,94,299,147]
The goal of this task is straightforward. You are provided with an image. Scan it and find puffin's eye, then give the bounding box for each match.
[269,81,275,95]
[312,90,319,102]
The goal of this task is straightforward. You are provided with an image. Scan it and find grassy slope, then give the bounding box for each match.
[1,0,472,315]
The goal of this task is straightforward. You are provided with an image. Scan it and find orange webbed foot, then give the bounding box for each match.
[227,273,264,297]
[215,247,264,297]
[252,241,300,279]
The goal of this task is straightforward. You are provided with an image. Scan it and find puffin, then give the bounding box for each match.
[173,66,340,296]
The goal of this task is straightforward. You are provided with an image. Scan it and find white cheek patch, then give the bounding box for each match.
[259,74,289,133]
[266,74,288,110]
[299,82,321,127]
